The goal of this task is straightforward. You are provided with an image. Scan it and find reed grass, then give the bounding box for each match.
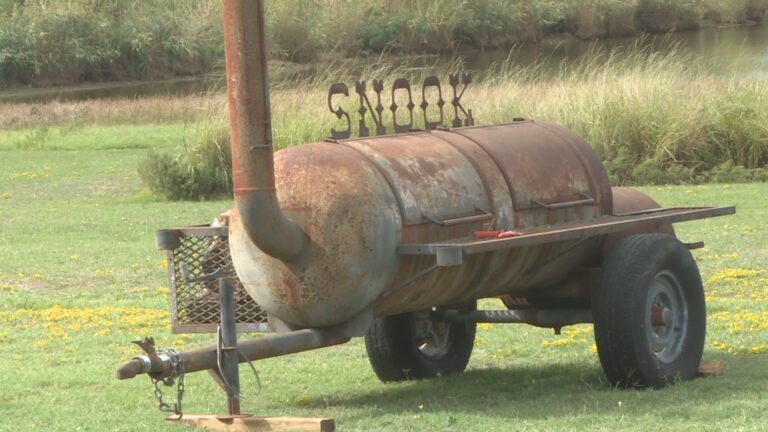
[265,46,768,185]
[3,44,765,197]
[267,0,767,59]
[1,0,766,88]
[0,0,223,88]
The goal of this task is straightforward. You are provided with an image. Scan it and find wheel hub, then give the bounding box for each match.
[415,315,452,359]
[645,270,689,363]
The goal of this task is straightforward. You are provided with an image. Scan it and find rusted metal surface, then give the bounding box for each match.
[451,121,613,228]
[342,133,491,226]
[370,121,613,317]
[604,187,676,251]
[231,120,621,327]
[380,205,733,316]
[230,142,402,329]
[222,0,616,330]
[220,0,731,333]
[435,309,594,326]
[116,329,350,381]
[223,0,305,262]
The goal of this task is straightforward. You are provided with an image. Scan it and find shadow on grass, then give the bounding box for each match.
[305,355,765,423]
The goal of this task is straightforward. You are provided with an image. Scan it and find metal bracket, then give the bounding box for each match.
[179,263,233,283]
[436,247,463,267]
[421,207,493,227]
[132,337,162,372]
[531,192,596,210]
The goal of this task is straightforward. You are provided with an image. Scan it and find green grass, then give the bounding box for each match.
[1,119,767,431]
[0,123,195,151]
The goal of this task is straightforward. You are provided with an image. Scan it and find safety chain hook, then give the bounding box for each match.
[151,348,185,418]
[132,337,185,418]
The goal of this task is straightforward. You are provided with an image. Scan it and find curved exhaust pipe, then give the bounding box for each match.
[222,0,306,261]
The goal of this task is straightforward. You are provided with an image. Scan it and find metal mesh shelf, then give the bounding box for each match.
[156,225,271,334]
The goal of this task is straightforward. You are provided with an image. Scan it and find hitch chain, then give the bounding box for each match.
[150,348,185,418]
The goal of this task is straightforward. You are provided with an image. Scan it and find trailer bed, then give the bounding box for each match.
[398,206,735,257]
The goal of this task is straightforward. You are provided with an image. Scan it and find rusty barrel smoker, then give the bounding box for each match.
[116,0,735,424]
[230,120,614,330]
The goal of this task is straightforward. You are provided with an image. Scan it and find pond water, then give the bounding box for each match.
[451,25,768,81]
[2,25,765,103]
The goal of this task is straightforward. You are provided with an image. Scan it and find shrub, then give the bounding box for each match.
[137,125,231,201]
[631,159,696,185]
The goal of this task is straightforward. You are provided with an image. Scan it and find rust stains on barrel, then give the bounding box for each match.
[233,119,616,328]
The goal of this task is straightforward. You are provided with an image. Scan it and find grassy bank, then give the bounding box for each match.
[3,47,767,198]
[0,1,222,88]
[0,133,766,430]
[269,0,768,60]
[1,0,766,88]
[153,48,768,197]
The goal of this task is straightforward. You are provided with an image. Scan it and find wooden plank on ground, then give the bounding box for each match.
[169,415,335,432]
[697,359,726,377]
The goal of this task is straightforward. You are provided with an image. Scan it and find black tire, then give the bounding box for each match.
[364,301,477,382]
[594,234,706,388]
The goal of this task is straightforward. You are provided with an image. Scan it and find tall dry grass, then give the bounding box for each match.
[471,48,768,183]
[5,44,765,197]
[268,46,768,185]
[137,45,768,199]
[0,95,215,130]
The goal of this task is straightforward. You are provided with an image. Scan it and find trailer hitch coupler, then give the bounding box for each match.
[116,358,147,380]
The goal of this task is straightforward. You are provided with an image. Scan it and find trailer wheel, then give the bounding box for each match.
[594,234,705,388]
[364,301,477,382]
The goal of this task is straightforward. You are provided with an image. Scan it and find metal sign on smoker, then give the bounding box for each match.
[327,73,475,139]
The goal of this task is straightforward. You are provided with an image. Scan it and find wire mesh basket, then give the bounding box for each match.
[155,225,271,334]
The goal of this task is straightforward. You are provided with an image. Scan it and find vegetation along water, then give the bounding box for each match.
[1,0,767,88]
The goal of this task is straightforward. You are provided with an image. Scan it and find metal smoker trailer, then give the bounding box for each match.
[116,1,735,430]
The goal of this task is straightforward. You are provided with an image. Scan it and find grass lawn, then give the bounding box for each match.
[0,124,766,431]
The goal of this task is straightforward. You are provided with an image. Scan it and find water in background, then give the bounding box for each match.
[2,25,766,103]
[458,25,768,81]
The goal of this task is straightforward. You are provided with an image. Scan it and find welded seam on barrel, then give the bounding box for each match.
[450,128,521,228]
[421,130,518,302]
[438,126,547,298]
[533,122,613,215]
[431,130,499,225]
[333,140,408,225]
